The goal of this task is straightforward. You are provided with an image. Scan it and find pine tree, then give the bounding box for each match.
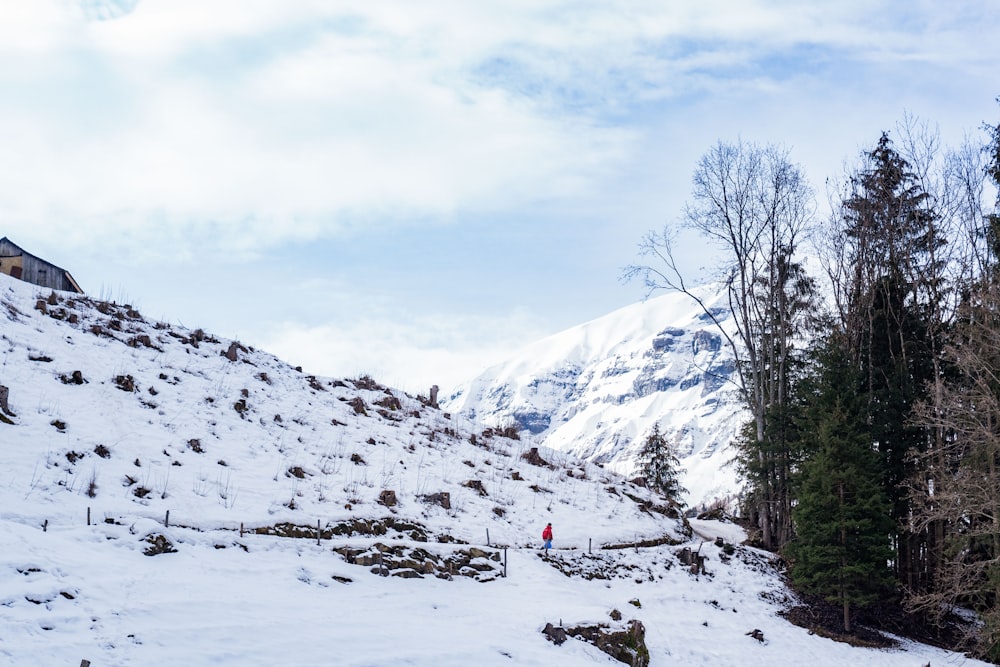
[825,132,945,588]
[638,423,686,504]
[787,337,895,634]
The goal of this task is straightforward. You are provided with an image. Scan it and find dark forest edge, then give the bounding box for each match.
[627,99,1000,661]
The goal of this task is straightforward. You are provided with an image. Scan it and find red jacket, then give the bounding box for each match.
[542,525,553,540]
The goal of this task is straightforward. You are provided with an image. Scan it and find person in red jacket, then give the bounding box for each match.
[542,522,553,554]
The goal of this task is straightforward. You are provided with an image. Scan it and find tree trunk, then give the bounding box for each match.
[840,481,850,634]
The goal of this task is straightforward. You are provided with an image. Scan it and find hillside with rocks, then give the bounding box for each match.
[0,273,988,666]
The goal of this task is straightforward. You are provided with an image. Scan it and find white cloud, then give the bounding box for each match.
[3,1,997,258]
[257,308,549,396]
[0,1,646,257]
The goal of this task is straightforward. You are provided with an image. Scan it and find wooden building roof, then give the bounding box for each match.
[0,236,84,294]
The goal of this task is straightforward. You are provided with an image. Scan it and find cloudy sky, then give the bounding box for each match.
[2,1,998,393]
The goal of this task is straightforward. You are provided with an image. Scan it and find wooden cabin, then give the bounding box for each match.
[0,237,84,294]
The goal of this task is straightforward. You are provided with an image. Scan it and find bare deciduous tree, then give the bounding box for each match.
[624,139,816,550]
[905,107,1000,662]
[908,280,1000,660]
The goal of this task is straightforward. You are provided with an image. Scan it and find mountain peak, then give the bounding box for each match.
[445,285,748,511]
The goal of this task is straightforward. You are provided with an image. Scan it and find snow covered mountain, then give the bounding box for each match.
[444,284,748,511]
[1,272,988,666]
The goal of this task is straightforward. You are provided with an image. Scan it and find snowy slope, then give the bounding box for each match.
[0,273,674,547]
[0,273,987,666]
[444,285,748,510]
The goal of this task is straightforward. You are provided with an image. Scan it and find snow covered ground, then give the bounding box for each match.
[5,518,989,666]
[0,272,990,666]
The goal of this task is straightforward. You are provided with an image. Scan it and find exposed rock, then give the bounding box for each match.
[327,517,430,542]
[391,568,424,579]
[333,542,501,582]
[223,341,246,362]
[114,374,137,392]
[462,479,487,496]
[129,334,153,349]
[691,329,722,353]
[566,619,649,666]
[374,394,401,411]
[378,490,398,507]
[352,375,382,391]
[143,534,177,556]
[522,447,550,467]
[542,623,567,645]
[60,370,86,385]
[421,492,451,510]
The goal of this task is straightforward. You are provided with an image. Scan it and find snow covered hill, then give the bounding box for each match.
[444,285,748,511]
[0,273,680,548]
[0,273,987,666]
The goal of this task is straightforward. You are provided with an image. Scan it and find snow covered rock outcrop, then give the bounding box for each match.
[445,285,748,510]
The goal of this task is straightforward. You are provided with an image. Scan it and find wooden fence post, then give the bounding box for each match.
[503,548,508,578]
[316,519,321,546]
[486,528,490,546]
[0,384,14,417]
[165,510,170,527]
[86,507,91,526]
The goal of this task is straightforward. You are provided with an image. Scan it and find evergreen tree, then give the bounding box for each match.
[638,423,686,504]
[825,132,945,588]
[788,336,895,633]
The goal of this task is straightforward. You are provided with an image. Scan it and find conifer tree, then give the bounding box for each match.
[788,336,895,634]
[638,423,685,504]
[822,132,945,588]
